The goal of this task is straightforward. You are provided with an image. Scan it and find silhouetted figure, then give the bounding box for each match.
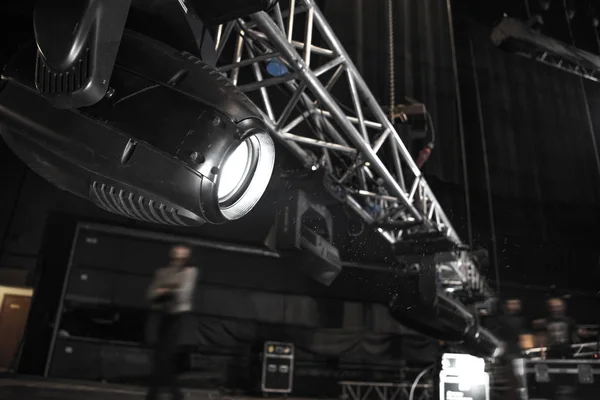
[496,298,527,400]
[533,298,582,400]
[146,245,198,400]
[544,298,577,359]
[497,298,527,358]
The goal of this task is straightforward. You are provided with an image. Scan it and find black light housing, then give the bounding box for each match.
[389,291,503,358]
[33,0,132,109]
[0,30,275,226]
[389,291,476,342]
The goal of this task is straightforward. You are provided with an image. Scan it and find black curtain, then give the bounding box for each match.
[189,316,436,364]
[454,17,600,289]
[457,21,600,206]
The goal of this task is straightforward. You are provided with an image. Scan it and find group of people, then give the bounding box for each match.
[495,296,593,360]
[494,296,596,400]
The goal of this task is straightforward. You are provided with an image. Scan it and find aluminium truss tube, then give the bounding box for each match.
[308,0,421,180]
[252,12,423,222]
[308,0,462,243]
[257,107,315,168]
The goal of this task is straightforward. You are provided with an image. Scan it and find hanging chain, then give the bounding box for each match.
[387,0,396,123]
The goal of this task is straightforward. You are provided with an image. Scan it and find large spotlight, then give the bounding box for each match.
[0,31,275,226]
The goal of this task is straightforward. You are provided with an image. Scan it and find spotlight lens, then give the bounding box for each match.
[218,132,275,220]
[218,140,251,201]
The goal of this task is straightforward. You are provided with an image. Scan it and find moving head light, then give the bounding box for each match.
[0,30,275,226]
[390,290,476,342]
[389,292,503,358]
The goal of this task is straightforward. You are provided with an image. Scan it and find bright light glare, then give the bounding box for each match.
[219,133,275,221]
[218,141,250,201]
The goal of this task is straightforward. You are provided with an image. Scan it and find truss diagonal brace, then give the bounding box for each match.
[251,12,423,222]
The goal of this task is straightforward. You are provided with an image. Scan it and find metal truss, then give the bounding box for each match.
[339,380,433,400]
[213,0,486,293]
[517,50,600,82]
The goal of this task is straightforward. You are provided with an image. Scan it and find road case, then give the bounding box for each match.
[261,341,294,394]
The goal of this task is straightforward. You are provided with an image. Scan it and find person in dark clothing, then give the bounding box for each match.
[495,298,527,400]
[146,245,199,400]
[496,298,527,357]
[544,298,577,359]
[537,299,583,400]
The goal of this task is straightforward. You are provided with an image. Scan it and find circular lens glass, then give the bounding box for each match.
[219,132,275,221]
[218,140,251,202]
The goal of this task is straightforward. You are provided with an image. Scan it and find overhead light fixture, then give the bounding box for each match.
[0,27,275,226]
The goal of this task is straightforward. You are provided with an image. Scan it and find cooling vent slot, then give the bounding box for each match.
[35,49,91,94]
[90,181,187,226]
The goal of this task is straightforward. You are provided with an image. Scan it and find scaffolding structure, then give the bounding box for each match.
[213,0,488,294]
[339,380,433,400]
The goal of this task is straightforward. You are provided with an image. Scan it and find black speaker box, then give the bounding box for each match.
[66,268,116,304]
[49,339,103,379]
[113,274,152,309]
[72,230,124,270]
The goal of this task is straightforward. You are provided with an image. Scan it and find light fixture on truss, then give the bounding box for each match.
[211,0,491,296]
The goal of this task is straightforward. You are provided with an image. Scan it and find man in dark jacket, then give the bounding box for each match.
[544,297,578,359]
[496,298,527,357]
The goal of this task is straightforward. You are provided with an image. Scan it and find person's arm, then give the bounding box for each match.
[147,269,169,301]
[532,318,546,330]
[571,320,583,343]
[517,317,532,349]
[172,267,199,307]
[576,325,597,338]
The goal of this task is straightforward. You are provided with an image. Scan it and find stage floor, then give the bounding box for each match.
[0,376,320,400]
[0,376,214,400]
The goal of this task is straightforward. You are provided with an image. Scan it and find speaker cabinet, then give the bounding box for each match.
[49,339,103,379]
[66,268,116,304]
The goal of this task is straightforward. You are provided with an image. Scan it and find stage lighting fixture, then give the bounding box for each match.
[389,291,476,342]
[0,30,275,226]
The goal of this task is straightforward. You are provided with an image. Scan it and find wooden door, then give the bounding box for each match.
[0,294,32,370]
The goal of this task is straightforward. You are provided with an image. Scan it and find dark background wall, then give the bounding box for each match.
[452,7,600,295]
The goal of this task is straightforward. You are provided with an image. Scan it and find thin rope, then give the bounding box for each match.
[524,0,532,20]
[446,0,474,247]
[470,38,501,293]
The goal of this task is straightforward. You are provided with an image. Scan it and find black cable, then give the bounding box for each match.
[426,111,437,144]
